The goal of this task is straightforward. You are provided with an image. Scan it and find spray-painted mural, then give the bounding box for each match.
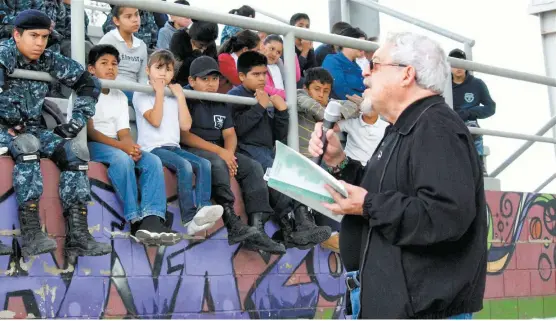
[0,158,555,319]
[0,159,345,319]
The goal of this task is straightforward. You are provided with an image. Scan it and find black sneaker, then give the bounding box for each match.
[132,216,181,246]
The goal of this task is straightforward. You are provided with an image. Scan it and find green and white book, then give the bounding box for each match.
[265,141,348,223]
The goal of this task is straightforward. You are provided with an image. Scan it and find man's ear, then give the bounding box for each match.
[238,72,246,82]
[87,65,95,74]
[188,76,195,87]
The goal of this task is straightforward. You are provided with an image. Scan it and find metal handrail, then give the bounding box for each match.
[84,4,110,12]
[490,115,556,177]
[350,0,475,46]
[250,6,289,25]
[534,173,556,193]
[10,69,257,105]
[12,69,556,147]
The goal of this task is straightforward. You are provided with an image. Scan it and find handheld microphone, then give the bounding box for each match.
[313,100,342,165]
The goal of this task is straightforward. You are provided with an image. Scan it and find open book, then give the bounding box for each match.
[264,141,347,223]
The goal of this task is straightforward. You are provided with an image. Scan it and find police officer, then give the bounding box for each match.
[0,9,112,258]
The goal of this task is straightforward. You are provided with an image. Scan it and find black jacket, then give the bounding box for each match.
[169,29,217,86]
[337,95,487,319]
[227,85,289,149]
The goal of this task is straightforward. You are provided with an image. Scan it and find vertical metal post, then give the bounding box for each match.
[539,10,556,158]
[71,0,88,146]
[71,0,86,66]
[284,32,299,151]
[464,42,473,75]
[444,76,453,108]
[341,0,351,22]
[463,42,473,62]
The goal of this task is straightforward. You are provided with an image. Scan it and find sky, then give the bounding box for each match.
[89,0,555,194]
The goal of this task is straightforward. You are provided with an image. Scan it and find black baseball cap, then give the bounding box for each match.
[448,48,466,60]
[189,56,222,78]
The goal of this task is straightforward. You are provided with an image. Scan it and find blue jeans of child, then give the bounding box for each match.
[151,146,212,223]
[88,142,167,222]
[345,270,360,319]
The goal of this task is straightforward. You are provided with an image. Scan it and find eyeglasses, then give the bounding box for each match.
[369,59,407,72]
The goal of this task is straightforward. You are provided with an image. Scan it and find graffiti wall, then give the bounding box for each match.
[0,158,345,319]
[1,157,556,319]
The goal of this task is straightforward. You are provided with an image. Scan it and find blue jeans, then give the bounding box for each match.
[346,271,360,319]
[88,142,166,222]
[466,120,483,156]
[449,313,473,319]
[151,146,212,223]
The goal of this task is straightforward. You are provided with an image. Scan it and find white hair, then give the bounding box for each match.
[385,32,450,94]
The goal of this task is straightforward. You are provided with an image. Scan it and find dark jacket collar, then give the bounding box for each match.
[393,94,446,135]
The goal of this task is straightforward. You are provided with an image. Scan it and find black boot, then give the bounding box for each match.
[19,200,57,257]
[0,240,12,256]
[222,205,259,245]
[64,204,112,257]
[273,215,300,249]
[244,213,286,254]
[291,205,332,249]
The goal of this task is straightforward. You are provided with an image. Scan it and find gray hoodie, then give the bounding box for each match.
[297,89,359,157]
[98,29,148,85]
[157,21,178,50]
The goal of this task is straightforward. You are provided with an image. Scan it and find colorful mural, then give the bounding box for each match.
[0,159,345,319]
[1,158,556,319]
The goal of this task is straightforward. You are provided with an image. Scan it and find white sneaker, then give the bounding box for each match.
[186,220,216,235]
[184,205,223,236]
[193,205,223,226]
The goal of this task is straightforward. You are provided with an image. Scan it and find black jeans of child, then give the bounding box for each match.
[238,144,301,219]
[186,148,273,216]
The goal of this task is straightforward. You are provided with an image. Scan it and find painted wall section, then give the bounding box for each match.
[0,157,554,318]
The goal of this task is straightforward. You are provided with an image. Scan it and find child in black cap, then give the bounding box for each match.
[181,55,286,254]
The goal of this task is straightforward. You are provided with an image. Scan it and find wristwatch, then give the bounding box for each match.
[327,156,349,175]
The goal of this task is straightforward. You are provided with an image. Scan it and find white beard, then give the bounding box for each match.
[360,97,373,114]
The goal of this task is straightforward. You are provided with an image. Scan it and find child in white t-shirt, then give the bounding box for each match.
[133,49,223,235]
[86,44,179,246]
[335,99,388,165]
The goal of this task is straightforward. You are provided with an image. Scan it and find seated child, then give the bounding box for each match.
[98,6,148,104]
[335,97,388,166]
[297,67,359,158]
[261,34,301,99]
[181,56,285,254]
[227,51,332,249]
[86,44,179,246]
[132,49,223,235]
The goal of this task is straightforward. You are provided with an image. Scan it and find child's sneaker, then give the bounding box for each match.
[185,205,223,235]
[131,216,181,246]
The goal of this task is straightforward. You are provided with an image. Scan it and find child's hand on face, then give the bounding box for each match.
[168,83,185,98]
[152,78,166,94]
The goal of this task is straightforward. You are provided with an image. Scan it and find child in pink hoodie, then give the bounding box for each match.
[261,34,301,99]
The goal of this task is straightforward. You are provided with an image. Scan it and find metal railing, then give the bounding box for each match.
[6,0,556,191]
[346,0,475,59]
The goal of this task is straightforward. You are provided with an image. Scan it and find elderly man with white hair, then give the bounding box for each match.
[308,32,487,319]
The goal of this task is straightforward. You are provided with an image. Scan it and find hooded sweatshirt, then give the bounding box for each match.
[452,73,496,122]
[156,21,178,50]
